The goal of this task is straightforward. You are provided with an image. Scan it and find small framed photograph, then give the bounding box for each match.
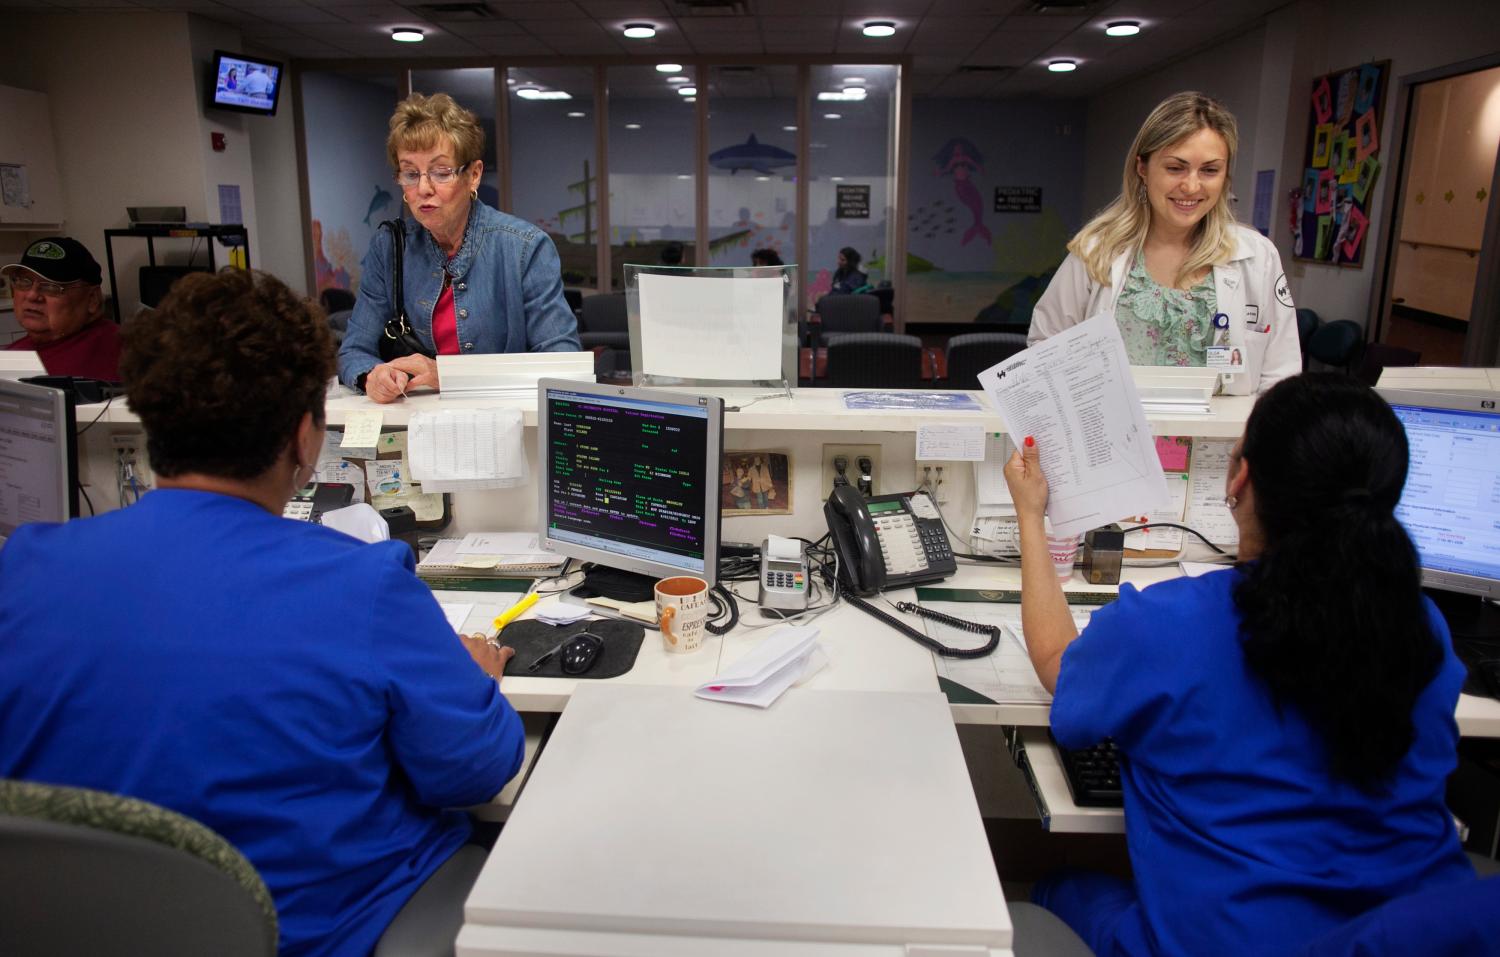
[721,449,792,516]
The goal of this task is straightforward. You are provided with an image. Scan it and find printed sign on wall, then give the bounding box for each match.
[993,186,1042,213]
[836,184,870,219]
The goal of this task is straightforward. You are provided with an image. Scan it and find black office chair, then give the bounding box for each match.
[822,332,924,389]
[0,778,278,956]
[943,332,1028,390]
[1296,308,1321,369]
[579,331,631,380]
[580,292,628,334]
[1306,319,1365,374]
[562,288,584,314]
[814,293,882,347]
[1355,342,1421,387]
[319,287,356,314]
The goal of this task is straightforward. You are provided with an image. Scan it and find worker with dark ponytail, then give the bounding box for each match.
[1003,372,1476,956]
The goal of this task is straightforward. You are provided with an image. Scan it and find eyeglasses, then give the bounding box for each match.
[9,274,90,297]
[395,163,469,189]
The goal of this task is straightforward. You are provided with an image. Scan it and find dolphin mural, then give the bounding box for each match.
[709,134,795,176]
[363,184,394,225]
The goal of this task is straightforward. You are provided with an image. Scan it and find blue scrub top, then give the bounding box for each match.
[1051,569,1474,957]
[0,490,525,956]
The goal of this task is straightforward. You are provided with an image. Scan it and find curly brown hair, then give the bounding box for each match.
[387,92,485,170]
[121,269,334,480]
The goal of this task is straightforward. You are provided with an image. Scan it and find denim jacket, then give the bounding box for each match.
[338,201,581,387]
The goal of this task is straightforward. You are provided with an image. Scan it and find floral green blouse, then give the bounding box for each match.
[1115,252,1217,367]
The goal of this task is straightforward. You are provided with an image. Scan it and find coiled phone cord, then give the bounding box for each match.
[838,592,1000,659]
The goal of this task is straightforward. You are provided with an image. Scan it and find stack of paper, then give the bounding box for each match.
[695,626,827,708]
[407,408,528,491]
[1131,367,1218,415]
[417,532,565,579]
[436,352,594,400]
[971,431,1020,557]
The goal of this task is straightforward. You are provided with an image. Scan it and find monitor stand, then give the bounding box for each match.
[559,564,661,630]
[1427,588,1500,644]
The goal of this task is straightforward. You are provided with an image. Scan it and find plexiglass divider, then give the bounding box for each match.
[624,264,799,389]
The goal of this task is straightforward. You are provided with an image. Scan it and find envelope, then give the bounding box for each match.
[695,626,826,708]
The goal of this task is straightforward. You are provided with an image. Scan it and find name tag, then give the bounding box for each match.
[1245,304,1260,326]
[1207,345,1246,372]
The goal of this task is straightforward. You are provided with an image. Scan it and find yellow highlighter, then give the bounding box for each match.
[491,592,540,636]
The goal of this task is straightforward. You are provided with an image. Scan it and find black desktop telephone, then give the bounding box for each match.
[824,486,956,596]
[283,482,355,523]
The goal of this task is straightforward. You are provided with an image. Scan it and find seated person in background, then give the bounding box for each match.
[659,240,685,266]
[2,236,121,381]
[828,246,868,294]
[0,269,525,956]
[1003,373,1476,957]
[1029,92,1299,395]
[340,92,579,404]
[750,247,783,267]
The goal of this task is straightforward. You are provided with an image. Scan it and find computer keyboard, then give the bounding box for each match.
[1051,732,1124,808]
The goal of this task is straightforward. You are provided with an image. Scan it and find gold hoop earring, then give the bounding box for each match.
[471,188,479,200]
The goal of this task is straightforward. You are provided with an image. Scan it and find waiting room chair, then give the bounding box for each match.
[326,307,353,346]
[1306,319,1365,374]
[580,292,628,334]
[814,293,882,347]
[580,330,632,380]
[562,288,583,315]
[319,287,357,314]
[822,332,925,389]
[1296,308,1321,370]
[943,332,1029,389]
[0,777,278,956]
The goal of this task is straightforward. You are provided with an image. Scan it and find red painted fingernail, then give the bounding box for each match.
[1024,436,1035,447]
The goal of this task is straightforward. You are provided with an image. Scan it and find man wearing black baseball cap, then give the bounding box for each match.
[3,236,121,381]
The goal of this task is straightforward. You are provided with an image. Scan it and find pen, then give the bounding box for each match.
[491,592,539,635]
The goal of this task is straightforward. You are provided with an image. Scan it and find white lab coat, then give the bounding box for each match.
[1029,224,1302,395]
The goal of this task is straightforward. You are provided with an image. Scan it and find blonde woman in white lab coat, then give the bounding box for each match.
[1029,92,1301,395]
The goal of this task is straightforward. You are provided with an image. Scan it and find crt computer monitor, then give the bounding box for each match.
[1380,387,1500,603]
[0,378,78,547]
[538,379,723,587]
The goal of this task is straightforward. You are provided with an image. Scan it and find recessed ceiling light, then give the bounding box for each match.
[625,123,642,129]
[755,176,769,181]
[391,28,424,42]
[567,111,586,118]
[656,63,682,72]
[667,76,690,84]
[824,112,842,119]
[862,21,896,38]
[506,77,516,85]
[830,176,844,182]
[1048,59,1078,72]
[782,125,797,131]
[1105,21,1141,37]
[676,174,691,180]
[842,77,866,85]
[516,88,571,100]
[678,87,697,96]
[622,22,656,39]
[685,97,696,102]
[843,87,867,98]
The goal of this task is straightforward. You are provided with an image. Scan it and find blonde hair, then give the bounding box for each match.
[1069,92,1239,287]
[386,92,485,170]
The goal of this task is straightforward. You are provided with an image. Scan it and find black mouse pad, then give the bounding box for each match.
[497,619,646,680]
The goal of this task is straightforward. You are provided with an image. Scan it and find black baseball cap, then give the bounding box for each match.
[2,237,102,285]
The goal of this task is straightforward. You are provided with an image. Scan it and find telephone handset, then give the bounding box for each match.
[823,486,956,596]
[283,482,355,523]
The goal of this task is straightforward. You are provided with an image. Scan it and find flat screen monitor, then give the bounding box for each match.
[1380,387,1500,601]
[538,380,722,587]
[0,378,77,547]
[208,50,284,116]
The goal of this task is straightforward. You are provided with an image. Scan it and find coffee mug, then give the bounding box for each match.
[656,576,710,653]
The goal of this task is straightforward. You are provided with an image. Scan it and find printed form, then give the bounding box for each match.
[978,313,1168,539]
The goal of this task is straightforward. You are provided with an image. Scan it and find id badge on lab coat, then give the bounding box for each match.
[1206,311,1244,373]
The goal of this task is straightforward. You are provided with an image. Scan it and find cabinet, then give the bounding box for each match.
[0,86,65,229]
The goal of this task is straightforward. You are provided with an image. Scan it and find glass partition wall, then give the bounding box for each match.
[298,60,904,317]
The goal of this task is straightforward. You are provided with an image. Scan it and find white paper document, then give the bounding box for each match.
[1184,439,1240,548]
[916,423,986,461]
[638,273,783,380]
[437,602,475,634]
[407,408,528,491]
[696,626,827,708]
[978,313,1168,538]
[341,410,384,449]
[535,603,593,626]
[923,602,1075,705]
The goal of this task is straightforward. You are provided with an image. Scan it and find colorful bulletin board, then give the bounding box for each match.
[1291,60,1388,267]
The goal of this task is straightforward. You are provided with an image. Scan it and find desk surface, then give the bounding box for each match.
[445,564,1500,738]
[460,683,1012,956]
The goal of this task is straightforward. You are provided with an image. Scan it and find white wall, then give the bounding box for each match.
[245,58,309,297]
[189,16,263,282]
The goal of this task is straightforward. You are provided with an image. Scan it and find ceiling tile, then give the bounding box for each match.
[470,33,559,54]
[925,0,1030,13]
[573,0,668,16]
[763,33,836,53]
[905,33,985,56]
[686,34,765,54]
[914,16,1002,38]
[487,1,585,18]
[259,7,347,23]
[436,18,527,35]
[521,17,606,35]
[677,15,757,34]
[840,0,932,15]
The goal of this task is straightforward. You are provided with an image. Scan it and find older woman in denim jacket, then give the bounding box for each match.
[339,93,580,403]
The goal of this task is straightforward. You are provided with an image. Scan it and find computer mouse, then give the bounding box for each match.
[560,633,603,676]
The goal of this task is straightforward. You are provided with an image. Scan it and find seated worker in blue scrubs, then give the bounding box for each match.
[0,269,525,956]
[1002,373,1477,957]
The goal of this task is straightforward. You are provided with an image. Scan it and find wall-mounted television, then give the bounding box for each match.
[208,50,284,117]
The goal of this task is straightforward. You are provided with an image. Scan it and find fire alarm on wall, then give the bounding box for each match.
[211,132,226,152]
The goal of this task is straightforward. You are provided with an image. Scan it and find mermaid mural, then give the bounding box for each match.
[933,137,991,247]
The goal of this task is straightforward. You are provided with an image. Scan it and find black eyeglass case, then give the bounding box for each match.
[498,620,646,680]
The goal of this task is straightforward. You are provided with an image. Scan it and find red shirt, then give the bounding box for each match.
[6,319,123,381]
[431,268,460,356]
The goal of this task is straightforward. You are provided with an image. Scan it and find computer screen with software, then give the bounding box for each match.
[538,380,722,587]
[0,378,77,546]
[1381,387,1500,602]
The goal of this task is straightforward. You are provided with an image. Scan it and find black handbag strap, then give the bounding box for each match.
[380,217,408,338]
